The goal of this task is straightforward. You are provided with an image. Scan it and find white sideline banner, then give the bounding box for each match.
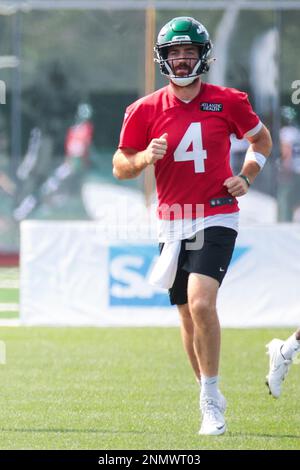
[20,221,300,327]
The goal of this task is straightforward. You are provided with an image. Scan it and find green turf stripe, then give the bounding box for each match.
[0,290,19,302]
[0,311,19,318]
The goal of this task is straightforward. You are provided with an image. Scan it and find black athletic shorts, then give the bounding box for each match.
[159,226,237,306]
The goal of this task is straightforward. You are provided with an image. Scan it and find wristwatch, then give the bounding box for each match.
[238,174,250,187]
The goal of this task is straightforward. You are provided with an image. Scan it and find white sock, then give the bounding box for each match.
[200,375,219,400]
[281,333,300,360]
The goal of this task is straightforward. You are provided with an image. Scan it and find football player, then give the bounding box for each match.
[113,16,272,435]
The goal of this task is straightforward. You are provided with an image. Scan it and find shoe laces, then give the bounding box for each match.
[201,398,223,424]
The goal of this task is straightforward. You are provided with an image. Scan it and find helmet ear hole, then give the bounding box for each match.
[160,47,169,61]
[197,45,204,58]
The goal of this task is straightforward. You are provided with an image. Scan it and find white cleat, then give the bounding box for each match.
[266,338,292,398]
[199,393,226,436]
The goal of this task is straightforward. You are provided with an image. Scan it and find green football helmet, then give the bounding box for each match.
[155,17,213,86]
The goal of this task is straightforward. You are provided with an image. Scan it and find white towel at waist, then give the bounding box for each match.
[149,212,239,290]
[148,240,181,290]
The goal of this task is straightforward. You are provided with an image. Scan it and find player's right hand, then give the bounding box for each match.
[144,133,168,165]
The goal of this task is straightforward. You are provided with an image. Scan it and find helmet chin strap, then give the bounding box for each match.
[165,58,201,87]
[170,76,198,87]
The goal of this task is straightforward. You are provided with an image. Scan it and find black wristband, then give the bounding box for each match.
[238,174,250,187]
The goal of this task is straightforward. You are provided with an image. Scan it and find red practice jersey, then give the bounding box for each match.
[65,121,94,161]
[119,83,261,219]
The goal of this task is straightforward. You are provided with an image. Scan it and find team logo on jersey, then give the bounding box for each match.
[200,102,223,112]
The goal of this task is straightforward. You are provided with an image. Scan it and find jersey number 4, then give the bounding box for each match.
[174,122,207,173]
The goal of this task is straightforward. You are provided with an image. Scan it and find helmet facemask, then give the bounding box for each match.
[155,42,212,86]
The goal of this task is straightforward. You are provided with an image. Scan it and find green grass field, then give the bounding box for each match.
[0,268,299,449]
[0,326,299,450]
[0,268,19,319]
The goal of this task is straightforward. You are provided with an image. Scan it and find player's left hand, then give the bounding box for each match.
[223,176,249,197]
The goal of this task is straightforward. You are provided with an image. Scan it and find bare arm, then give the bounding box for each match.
[280,140,293,171]
[224,124,272,197]
[240,124,273,183]
[112,133,168,180]
[112,148,148,180]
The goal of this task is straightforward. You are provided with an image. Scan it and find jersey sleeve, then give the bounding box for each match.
[118,102,150,151]
[228,91,262,139]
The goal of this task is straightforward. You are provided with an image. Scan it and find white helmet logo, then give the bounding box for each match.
[172,35,191,42]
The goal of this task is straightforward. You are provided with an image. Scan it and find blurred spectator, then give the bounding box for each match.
[65,103,94,167]
[277,106,300,221]
[14,103,94,221]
